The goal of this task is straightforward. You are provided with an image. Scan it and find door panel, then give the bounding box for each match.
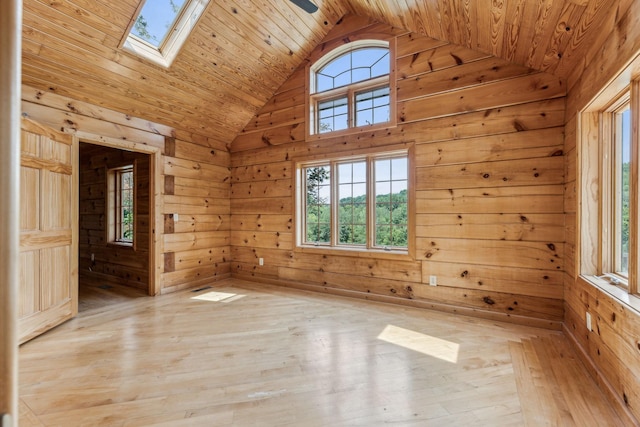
[42,170,72,230]
[20,167,39,231]
[18,251,39,318]
[19,118,78,344]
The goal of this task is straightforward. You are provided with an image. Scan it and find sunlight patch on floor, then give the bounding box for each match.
[191,291,245,303]
[378,324,460,363]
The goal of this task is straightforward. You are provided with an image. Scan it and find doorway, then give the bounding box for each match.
[78,142,154,311]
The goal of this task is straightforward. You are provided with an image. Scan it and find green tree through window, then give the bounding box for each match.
[300,152,408,250]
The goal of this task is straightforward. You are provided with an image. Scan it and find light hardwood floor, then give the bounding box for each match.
[18,278,625,426]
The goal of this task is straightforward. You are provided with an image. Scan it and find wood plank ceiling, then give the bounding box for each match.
[21,0,613,146]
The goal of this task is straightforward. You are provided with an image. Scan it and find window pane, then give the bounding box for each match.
[305,166,331,244]
[356,110,372,127]
[374,155,408,249]
[392,180,408,194]
[318,204,331,222]
[131,0,187,47]
[376,159,391,181]
[318,97,349,133]
[375,225,391,247]
[318,223,331,241]
[374,106,390,124]
[317,47,390,92]
[339,184,352,199]
[338,204,351,224]
[337,161,367,246]
[617,107,631,275]
[392,157,408,180]
[376,182,391,202]
[353,162,366,182]
[353,183,366,198]
[356,86,390,127]
[338,163,352,183]
[316,74,333,92]
[353,225,366,244]
[371,51,390,77]
[118,168,134,243]
[392,226,408,247]
[376,203,391,224]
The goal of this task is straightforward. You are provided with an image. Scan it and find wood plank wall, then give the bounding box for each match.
[230,16,567,329]
[78,143,150,292]
[21,85,231,295]
[563,1,640,424]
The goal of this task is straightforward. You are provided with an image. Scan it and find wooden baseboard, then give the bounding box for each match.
[160,273,232,295]
[231,273,563,330]
[79,271,148,293]
[562,324,640,426]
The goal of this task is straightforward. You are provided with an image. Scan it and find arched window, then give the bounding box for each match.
[309,40,393,135]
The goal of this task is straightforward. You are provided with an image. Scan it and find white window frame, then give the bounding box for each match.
[121,0,210,68]
[307,40,396,138]
[295,147,413,256]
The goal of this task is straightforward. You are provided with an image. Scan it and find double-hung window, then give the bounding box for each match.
[309,40,394,136]
[297,150,411,253]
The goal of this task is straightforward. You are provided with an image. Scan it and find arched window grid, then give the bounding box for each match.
[315,49,390,93]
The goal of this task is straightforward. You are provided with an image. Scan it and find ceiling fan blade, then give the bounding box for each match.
[289,0,318,13]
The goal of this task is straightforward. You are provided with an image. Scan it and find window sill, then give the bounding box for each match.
[296,244,413,261]
[579,274,640,316]
[107,241,134,249]
[307,121,396,141]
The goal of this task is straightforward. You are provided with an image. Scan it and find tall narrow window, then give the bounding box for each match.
[337,161,367,245]
[583,89,635,292]
[615,105,631,276]
[305,165,331,244]
[580,64,640,300]
[297,150,410,252]
[309,40,395,136]
[374,156,408,248]
[108,166,134,245]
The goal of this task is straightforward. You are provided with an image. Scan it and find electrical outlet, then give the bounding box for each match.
[259,258,264,266]
[174,213,179,222]
[586,312,592,331]
[429,275,437,286]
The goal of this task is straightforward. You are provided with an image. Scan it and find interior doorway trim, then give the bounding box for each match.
[76,131,163,296]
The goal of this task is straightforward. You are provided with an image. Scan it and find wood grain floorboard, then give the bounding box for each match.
[18,278,625,426]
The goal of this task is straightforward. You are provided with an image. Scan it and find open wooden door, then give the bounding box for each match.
[18,118,78,344]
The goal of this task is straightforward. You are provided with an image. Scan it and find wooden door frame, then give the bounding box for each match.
[77,132,163,296]
[0,0,21,424]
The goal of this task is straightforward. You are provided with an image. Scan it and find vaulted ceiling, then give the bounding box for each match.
[21,0,614,146]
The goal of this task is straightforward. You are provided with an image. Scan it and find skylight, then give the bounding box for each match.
[131,0,187,48]
[123,0,210,67]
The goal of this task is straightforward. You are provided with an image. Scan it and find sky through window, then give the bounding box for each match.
[131,0,187,47]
